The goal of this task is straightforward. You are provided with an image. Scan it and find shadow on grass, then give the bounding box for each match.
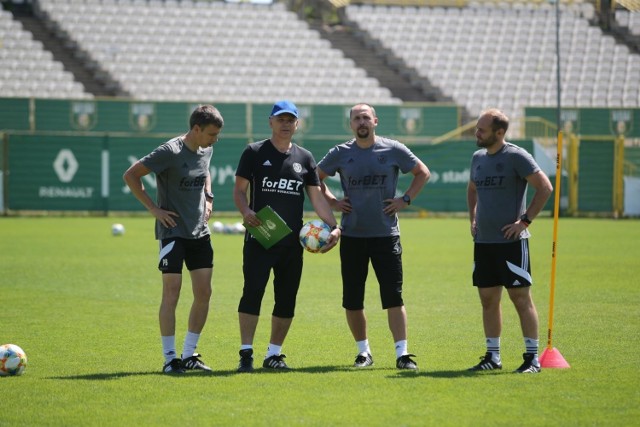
[46,370,236,380]
[46,365,364,380]
[388,369,510,379]
[48,366,504,380]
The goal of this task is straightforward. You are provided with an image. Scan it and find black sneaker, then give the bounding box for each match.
[237,349,254,373]
[514,353,541,373]
[469,352,503,371]
[182,353,212,371]
[263,354,290,370]
[354,352,374,367]
[163,358,185,374]
[396,354,418,370]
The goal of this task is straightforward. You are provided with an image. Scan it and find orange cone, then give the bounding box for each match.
[540,347,570,368]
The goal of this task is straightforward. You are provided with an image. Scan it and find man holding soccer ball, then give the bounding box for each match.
[233,100,341,372]
[467,108,553,373]
[317,103,430,370]
[123,105,224,374]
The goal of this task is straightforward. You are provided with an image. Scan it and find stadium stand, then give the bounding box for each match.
[32,0,401,104]
[0,7,91,99]
[616,9,636,33]
[1,0,638,136]
[344,1,640,137]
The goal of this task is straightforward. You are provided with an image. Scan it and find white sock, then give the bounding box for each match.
[486,337,501,363]
[395,340,408,359]
[161,335,177,363]
[524,337,539,363]
[356,339,371,355]
[240,344,253,351]
[181,331,200,360]
[265,343,282,359]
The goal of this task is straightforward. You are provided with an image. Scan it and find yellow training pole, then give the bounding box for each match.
[540,130,570,368]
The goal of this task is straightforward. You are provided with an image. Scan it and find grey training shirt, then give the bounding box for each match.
[318,136,419,237]
[140,137,212,240]
[469,142,540,243]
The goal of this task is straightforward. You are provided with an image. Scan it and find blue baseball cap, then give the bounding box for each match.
[270,100,298,118]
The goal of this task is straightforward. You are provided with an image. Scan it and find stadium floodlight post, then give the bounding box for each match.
[539,0,570,369]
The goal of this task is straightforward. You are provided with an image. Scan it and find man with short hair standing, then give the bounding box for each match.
[467,108,553,374]
[123,105,224,374]
[317,103,430,370]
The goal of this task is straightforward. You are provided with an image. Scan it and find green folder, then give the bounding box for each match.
[245,205,292,249]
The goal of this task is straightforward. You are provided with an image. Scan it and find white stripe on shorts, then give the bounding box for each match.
[159,240,175,261]
[506,240,532,284]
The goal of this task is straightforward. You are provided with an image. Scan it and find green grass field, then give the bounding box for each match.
[1,216,638,426]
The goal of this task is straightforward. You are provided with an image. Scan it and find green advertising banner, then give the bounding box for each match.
[4,132,556,214]
[525,107,640,137]
[7,134,106,210]
[6,133,251,212]
[107,135,162,211]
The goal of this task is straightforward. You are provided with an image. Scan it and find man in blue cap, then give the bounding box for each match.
[233,100,342,372]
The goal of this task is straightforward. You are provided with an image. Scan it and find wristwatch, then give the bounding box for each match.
[330,224,342,231]
[204,191,214,201]
[402,194,411,205]
[520,213,532,225]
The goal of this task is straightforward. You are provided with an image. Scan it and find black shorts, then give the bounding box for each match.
[340,235,404,310]
[473,240,532,288]
[238,239,304,318]
[158,236,213,274]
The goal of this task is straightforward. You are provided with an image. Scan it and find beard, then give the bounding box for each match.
[357,127,370,138]
[476,134,498,148]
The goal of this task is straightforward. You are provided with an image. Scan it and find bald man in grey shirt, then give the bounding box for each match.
[467,108,553,374]
[318,103,430,370]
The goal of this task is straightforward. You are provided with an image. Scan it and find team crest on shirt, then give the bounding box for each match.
[495,163,504,172]
[293,162,302,173]
[130,102,156,132]
[377,155,387,164]
[70,101,97,130]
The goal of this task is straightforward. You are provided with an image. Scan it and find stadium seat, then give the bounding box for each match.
[0,8,91,99]
[345,2,640,135]
[31,0,400,105]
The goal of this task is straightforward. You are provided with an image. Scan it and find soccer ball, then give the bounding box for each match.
[0,344,27,376]
[111,223,125,236]
[210,221,224,233]
[299,220,331,253]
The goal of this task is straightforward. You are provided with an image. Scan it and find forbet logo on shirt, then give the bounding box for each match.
[179,176,207,189]
[261,177,303,193]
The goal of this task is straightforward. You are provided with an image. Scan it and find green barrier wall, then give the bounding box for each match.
[8,134,106,211]
[4,99,627,215]
[4,133,544,214]
[0,98,460,139]
[6,134,249,212]
[1,97,472,213]
[577,140,615,212]
[525,107,640,137]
